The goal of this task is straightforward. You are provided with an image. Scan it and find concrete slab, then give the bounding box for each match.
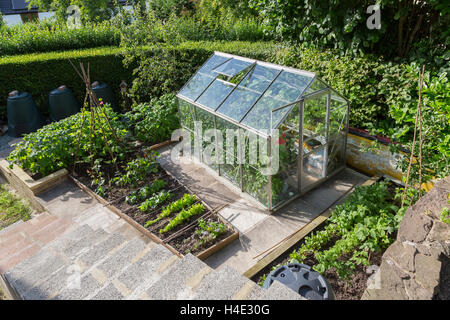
[219,199,269,233]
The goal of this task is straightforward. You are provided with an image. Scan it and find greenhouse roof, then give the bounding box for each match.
[177,51,347,136]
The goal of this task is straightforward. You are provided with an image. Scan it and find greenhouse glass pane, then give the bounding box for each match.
[197,80,234,110]
[329,105,347,139]
[213,58,253,77]
[179,99,195,131]
[199,54,231,76]
[301,146,326,192]
[215,116,240,160]
[242,96,286,131]
[265,71,312,102]
[272,125,299,207]
[305,78,328,95]
[303,93,328,143]
[326,136,345,174]
[243,164,269,207]
[217,88,260,122]
[195,106,215,136]
[330,93,347,110]
[179,73,215,101]
[238,64,279,93]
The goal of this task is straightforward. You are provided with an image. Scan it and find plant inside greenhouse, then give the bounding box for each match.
[176,52,349,211]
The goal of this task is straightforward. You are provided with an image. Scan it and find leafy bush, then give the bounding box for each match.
[0,20,120,56]
[127,93,179,144]
[112,156,159,187]
[0,46,132,121]
[289,182,400,279]
[126,179,168,205]
[7,107,128,176]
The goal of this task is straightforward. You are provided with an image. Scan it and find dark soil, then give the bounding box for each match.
[72,145,235,257]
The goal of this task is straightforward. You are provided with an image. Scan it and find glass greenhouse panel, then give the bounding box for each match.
[243,163,269,206]
[326,137,346,174]
[179,99,195,131]
[303,93,328,142]
[329,105,347,139]
[305,78,327,95]
[212,58,253,77]
[195,106,215,136]
[217,87,260,122]
[197,80,234,110]
[302,147,326,192]
[215,116,240,160]
[273,126,299,207]
[200,54,231,76]
[242,96,287,131]
[179,73,215,101]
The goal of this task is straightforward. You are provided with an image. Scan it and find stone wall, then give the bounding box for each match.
[362,176,450,300]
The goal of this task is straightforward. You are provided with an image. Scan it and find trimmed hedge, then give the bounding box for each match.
[0,41,422,130]
[0,46,132,121]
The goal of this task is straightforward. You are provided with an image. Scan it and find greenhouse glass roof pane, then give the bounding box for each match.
[196,79,234,110]
[241,71,313,131]
[217,87,260,121]
[179,73,215,101]
[238,64,280,93]
[213,58,253,77]
[199,54,231,76]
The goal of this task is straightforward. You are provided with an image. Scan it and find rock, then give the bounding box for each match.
[414,253,441,293]
[366,264,379,275]
[362,176,450,300]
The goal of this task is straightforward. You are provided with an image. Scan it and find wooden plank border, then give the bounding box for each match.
[243,175,381,279]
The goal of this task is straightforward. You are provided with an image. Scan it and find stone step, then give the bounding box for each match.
[52,237,148,300]
[22,232,130,300]
[91,243,175,300]
[0,220,24,236]
[250,280,304,300]
[192,265,253,300]
[4,248,66,298]
[144,253,209,300]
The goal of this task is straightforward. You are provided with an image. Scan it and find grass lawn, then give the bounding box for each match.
[0,184,32,231]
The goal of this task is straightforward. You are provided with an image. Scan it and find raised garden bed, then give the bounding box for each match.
[69,140,238,260]
[253,177,402,300]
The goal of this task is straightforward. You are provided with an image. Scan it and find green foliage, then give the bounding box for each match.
[148,0,194,21]
[0,185,32,231]
[112,156,159,187]
[388,72,450,184]
[27,0,117,23]
[125,179,167,205]
[0,46,132,121]
[0,20,120,56]
[249,0,449,59]
[7,107,128,176]
[138,191,172,212]
[290,182,400,279]
[160,203,205,233]
[441,207,450,225]
[193,218,227,249]
[145,193,197,227]
[126,93,179,144]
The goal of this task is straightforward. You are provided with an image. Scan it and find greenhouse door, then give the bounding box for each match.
[299,91,329,193]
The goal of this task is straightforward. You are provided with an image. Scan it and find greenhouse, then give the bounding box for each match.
[176,52,349,211]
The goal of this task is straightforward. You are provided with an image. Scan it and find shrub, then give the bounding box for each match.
[126,93,179,144]
[0,46,133,121]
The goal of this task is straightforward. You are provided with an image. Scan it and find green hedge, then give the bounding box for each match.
[0,46,133,121]
[0,41,422,130]
[127,41,420,129]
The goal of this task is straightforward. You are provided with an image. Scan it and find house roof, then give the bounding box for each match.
[0,0,129,15]
[177,52,347,136]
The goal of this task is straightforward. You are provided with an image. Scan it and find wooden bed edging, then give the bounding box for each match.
[243,175,382,279]
[69,174,239,261]
[0,160,68,212]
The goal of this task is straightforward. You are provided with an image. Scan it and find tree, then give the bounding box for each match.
[27,0,119,23]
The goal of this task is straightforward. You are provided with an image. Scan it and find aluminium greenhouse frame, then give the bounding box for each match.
[176,51,349,212]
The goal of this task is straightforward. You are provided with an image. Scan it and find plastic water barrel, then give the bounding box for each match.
[7,91,45,137]
[91,81,119,112]
[49,85,80,122]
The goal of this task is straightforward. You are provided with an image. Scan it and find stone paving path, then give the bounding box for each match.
[0,178,302,300]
